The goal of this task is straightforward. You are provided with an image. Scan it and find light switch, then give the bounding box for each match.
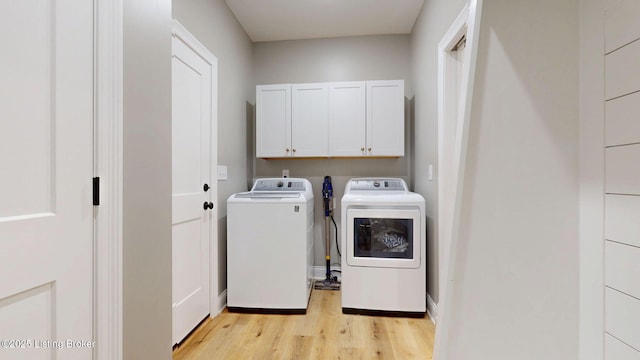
[428,165,433,181]
[217,165,228,181]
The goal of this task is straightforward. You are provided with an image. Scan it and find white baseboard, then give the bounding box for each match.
[427,293,438,324]
[312,265,342,280]
[216,289,227,315]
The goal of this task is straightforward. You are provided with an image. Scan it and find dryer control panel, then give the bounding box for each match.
[347,178,407,191]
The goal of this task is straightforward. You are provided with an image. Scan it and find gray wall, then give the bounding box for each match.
[253,35,412,268]
[123,0,173,359]
[410,0,467,305]
[443,1,580,359]
[173,0,254,294]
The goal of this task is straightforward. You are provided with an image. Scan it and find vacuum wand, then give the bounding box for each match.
[323,177,333,281]
[315,176,340,291]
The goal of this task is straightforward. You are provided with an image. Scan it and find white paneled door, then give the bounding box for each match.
[171,22,218,345]
[0,1,94,359]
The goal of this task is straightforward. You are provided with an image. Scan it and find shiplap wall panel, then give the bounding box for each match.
[606,288,640,351]
[605,334,640,360]
[605,195,640,248]
[606,144,640,194]
[605,241,640,298]
[605,0,640,54]
[603,5,640,357]
[606,91,640,146]
[605,40,640,100]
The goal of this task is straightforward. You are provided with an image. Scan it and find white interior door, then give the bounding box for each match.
[172,22,218,345]
[0,1,94,359]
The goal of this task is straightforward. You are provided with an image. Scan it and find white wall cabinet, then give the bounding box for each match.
[256,83,329,157]
[257,80,404,158]
[366,80,405,157]
[329,82,366,156]
[292,83,329,157]
[256,84,291,158]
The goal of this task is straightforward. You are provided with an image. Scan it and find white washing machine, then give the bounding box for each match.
[227,178,314,313]
[341,178,426,316]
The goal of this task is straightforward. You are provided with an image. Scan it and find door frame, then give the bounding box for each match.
[94,9,222,359]
[436,3,469,318]
[94,0,124,359]
[433,0,483,359]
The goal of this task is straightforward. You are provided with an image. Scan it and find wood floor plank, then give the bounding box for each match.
[386,317,426,359]
[408,317,436,355]
[364,317,396,359]
[173,289,435,360]
[309,302,340,359]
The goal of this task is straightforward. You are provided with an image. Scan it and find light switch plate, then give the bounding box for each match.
[217,165,228,181]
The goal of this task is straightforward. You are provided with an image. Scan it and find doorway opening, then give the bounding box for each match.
[437,6,469,318]
[433,1,483,358]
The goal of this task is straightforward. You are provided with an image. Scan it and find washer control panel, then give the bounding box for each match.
[252,178,307,192]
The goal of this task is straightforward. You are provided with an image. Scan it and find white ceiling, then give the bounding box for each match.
[225,0,425,42]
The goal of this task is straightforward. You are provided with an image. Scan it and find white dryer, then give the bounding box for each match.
[227,178,314,313]
[341,178,426,316]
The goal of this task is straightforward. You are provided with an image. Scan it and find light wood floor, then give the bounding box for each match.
[173,289,435,360]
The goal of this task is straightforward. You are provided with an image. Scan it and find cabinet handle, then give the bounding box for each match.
[361,147,365,151]
[292,149,296,153]
[286,148,290,152]
[368,147,372,152]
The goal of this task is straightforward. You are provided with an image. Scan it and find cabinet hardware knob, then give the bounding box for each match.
[203,201,214,210]
[361,147,365,151]
[286,148,290,152]
[203,183,210,192]
[368,147,372,152]
[292,149,296,152]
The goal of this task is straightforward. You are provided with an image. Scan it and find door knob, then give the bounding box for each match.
[203,201,214,210]
[203,183,210,192]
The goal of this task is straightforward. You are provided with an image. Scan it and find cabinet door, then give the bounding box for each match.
[257,84,291,157]
[366,80,405,156]
[291,83,329,157]
[329,82,366,157]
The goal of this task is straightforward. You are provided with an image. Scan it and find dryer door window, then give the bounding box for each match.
[346,208,420,269]
[354,218,413,259]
